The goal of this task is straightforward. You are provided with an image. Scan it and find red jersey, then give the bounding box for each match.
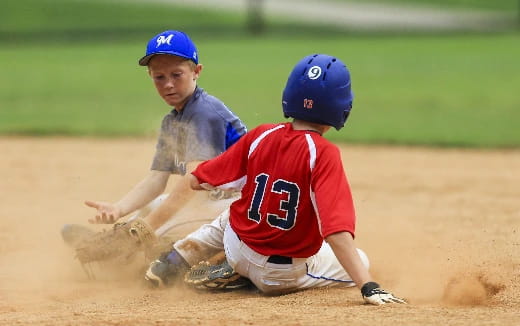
[192,123,356,258]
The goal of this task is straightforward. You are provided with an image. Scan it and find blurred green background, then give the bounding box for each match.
[1,0,519,147]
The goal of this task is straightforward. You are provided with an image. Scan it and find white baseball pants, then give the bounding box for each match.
[175,208,370,294]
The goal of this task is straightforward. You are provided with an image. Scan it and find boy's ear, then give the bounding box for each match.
[194,64,203,80]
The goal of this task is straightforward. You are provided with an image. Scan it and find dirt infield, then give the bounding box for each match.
[0,137,518,326]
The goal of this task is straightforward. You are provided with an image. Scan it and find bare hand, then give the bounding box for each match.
[85,200,122,224]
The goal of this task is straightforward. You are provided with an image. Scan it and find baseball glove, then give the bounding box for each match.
[74,218,157,265]
[184,258,252,290]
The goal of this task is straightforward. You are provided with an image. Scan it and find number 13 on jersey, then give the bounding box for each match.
[247,173,301,231]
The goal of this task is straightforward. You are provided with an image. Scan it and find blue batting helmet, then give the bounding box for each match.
[282,54,353,130]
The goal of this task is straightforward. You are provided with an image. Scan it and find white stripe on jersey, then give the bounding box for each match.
[216,126,285,192]
[248,124,285,158]
[304,133,317,171]
[310,190,323,237]
[305,134,323,237]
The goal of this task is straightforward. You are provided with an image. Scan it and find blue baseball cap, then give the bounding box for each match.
[138,30,198,66]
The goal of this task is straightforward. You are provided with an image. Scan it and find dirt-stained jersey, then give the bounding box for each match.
[192,122,356,258]
[152,87,246,175]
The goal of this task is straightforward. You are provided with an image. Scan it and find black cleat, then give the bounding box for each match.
[144,251,188,287]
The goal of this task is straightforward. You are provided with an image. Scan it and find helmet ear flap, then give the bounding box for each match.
[339,101,353,129]
[343,110,350,123]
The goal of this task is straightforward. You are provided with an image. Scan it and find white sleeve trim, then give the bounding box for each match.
[217,176,247,191]
[248,124,285,158]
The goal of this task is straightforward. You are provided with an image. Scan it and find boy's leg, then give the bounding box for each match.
[172,208,230,266]
[222,225,369,294]
[156,192,235,241]
[297,243,369,290]
[143,192,237,262]
[145,208,230,287]
[222,223,307,294]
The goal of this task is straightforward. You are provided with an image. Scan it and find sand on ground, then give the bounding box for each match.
[0,137,518,325]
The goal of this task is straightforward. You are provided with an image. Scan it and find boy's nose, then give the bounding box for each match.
[165,77,176,88]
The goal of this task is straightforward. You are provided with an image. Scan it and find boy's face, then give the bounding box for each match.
[148,54,202,109]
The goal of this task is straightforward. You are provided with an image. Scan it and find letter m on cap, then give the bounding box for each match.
[156,34,173,47]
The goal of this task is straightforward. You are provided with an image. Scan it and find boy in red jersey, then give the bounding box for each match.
[146,54,405,305]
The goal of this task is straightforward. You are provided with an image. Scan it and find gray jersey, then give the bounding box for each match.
[151,87,247,175]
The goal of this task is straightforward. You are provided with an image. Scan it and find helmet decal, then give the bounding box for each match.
[307,66,322,80]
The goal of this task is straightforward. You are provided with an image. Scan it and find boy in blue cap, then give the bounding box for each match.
[64,31,247,268]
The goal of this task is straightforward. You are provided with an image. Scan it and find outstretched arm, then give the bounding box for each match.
[140,161,201,230]
[86,170,170,224]
[326,232,406,305]
[326,232,372,288]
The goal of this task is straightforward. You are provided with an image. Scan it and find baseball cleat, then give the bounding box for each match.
[185,259,253,290]
[144,251,188,288]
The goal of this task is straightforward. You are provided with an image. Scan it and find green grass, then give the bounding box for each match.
[0,0,247,43]
[332,0,519,12]
[1,0,519,147]
[204,35,520,147]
